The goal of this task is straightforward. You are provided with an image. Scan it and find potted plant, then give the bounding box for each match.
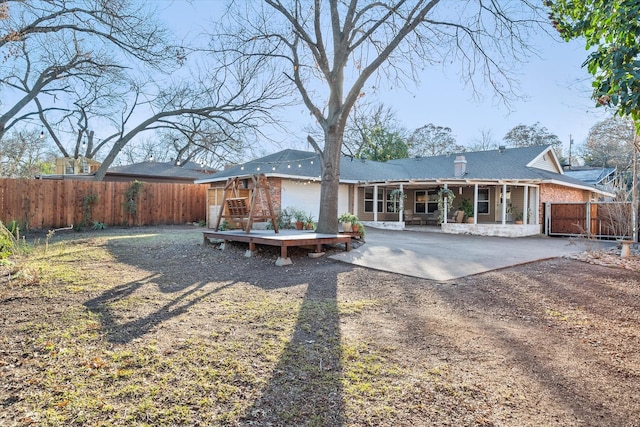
[514,212,523,224]
[304,213,315,230]
[505,202,514,222]
[338,212,358,232]
[460,198,474,223]
[293,208,306,230]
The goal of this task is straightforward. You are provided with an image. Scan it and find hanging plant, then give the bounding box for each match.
[437,188,456,224]
[388,189,407,213]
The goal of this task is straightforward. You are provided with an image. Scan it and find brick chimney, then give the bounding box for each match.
[454,155,467,177]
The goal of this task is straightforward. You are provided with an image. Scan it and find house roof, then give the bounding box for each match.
[108,161,217,181]
[194,146,610,195]
[564,167,617,186]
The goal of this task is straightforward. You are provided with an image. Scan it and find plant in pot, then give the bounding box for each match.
[505,202,514,222]
[304,212,315,230]
[460,198,474,223]
[293,209,306,230]
[514,211,524,224]
[338,212,358,232]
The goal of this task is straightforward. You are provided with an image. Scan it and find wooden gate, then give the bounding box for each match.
[547,202,637,240]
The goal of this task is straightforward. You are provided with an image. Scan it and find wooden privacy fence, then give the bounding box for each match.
[0,179,208,230]
[546,202,639,240]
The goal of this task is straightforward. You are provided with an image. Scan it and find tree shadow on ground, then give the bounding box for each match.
[239,269,346,426]
[83,229,350,425]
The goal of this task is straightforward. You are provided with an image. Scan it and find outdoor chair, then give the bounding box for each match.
[403,210,423,225]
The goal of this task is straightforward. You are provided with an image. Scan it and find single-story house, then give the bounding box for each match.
[195,145,613,237]
[39,160,217,183]
[564,166,617,194]
[104,161,217,183]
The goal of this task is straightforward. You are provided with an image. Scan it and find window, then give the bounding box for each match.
[427,190,439,213]
[414,191,426,213]
[64,159,74,175]
[477,188,490,214]
[364,187,384,213]
[415,190,438,213]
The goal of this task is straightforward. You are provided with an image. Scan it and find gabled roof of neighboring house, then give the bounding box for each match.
[194,145,610,195]
[563,167,617,186]
[107,161,217,182]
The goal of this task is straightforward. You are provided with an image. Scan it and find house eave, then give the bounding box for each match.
[545,178,615,197]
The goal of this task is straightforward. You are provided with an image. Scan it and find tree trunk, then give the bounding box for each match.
[316,128,343,234]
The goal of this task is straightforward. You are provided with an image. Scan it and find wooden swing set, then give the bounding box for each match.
[214,174,279,233]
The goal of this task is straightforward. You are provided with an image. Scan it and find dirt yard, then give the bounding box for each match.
[1,226,639,426]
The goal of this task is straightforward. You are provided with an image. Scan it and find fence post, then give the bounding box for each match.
[585,201,591,237]
[545,202,551,236]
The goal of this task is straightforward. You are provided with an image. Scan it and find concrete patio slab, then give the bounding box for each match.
[329,227,614,281]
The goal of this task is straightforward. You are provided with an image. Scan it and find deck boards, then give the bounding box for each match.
[202,229,352,264]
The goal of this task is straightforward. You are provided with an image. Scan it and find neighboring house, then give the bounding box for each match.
[40,160,217,183]
[564,166,617,193]
[54,157,102,176]
[195,145,613,237]
[105,161,217,183]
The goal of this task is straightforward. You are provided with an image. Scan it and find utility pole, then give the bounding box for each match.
[568,134,573,169]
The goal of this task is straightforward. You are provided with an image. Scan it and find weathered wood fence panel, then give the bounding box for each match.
[0,179,208,229]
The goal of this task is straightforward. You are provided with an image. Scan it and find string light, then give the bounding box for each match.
[234,154,321,174]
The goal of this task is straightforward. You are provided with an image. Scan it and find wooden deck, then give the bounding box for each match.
[202,229,352,265]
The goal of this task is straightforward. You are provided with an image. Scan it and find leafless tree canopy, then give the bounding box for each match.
[216,0,546,232]
[0,0,175,136]
[582,116,636,169]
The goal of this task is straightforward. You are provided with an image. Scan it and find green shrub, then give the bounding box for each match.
[0,221,27,259]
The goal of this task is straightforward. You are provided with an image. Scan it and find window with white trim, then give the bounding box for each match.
[477,188,490,214]
[364,187,384,213]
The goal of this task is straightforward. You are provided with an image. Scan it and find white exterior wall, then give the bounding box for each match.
[529,151,561,173]
[281,180,350,220]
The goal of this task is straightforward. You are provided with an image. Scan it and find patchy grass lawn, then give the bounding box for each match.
[1,226,639,426]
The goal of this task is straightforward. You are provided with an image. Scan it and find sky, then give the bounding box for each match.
[160,0,609,159]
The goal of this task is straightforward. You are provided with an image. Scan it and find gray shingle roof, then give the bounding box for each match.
[564,167,617,185]
[108,161,217,180]
[194,146,604,193]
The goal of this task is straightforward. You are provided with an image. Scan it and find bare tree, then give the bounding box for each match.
[2,2,286,179]
[216,1,545,233]
[503,122,562,148]
[0,0,176,138]
[408,123,463,157]
[581,116,635,169]
[468,128,499,151]
[0,128,56,177]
